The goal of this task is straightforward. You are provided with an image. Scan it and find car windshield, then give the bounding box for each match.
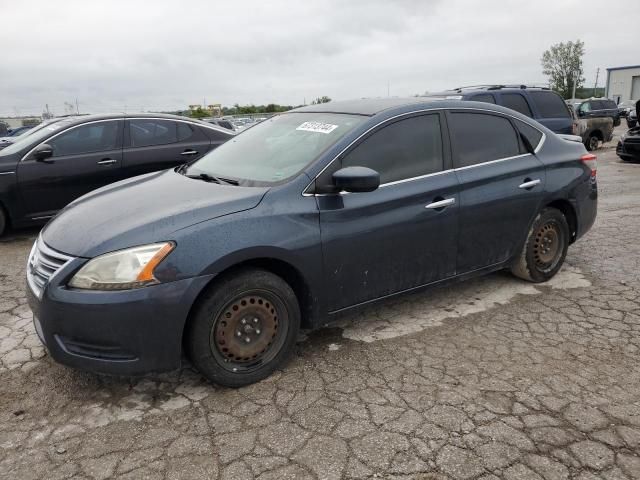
[186,112,364,185]
[0,119,74,156]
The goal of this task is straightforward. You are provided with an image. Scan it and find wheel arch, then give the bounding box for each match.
[181,256,316,351]
[544,199,578,243]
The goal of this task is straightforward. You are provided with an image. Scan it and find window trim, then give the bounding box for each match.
[302,107,545,196]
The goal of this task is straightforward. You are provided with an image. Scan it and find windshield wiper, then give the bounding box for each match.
[184,172,239,186]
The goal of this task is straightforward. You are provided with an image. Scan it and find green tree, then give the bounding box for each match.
[190,107,209,119]
[312,96,331,104]
[541,40,585,99]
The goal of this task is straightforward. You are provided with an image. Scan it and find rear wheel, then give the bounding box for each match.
[511,208,569,283]
[186,268,300,387]
[586,134,599,151]
[628,119,637,129]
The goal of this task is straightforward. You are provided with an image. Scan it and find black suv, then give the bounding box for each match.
[573,98,621,126]
[426,85,574,135]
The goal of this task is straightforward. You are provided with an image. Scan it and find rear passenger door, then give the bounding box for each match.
[447,111,546,274]
[122,119,212,177]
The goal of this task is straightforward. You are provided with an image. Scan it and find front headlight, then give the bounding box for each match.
[68,242,175,290]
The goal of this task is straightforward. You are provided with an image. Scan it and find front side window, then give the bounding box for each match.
[580,102,592,113]
[49,121,119,157]
[449,112,520,168]
[130,119,177,147]
[187,113,364,185]
[529,91,570,118]
[501,93,533,117]
[342,114,443,184]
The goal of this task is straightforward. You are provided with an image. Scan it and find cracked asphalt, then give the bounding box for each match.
[1,128,640,479]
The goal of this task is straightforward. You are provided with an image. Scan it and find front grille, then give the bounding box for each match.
[27,237,74,299]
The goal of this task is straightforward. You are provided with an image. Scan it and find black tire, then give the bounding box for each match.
[585,134,599,152]
[511,208,570,283]
[628,120,637,129]
[186,268,300,387]
[0,207,6,237]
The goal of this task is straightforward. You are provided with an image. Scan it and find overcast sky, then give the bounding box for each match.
[0,0,638,116]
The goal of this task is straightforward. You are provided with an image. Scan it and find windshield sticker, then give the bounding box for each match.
[296,121,339,134]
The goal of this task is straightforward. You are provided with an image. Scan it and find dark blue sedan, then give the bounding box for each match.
[27,98,597,386]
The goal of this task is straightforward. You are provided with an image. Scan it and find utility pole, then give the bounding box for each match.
[571,71,577,100]
[75,98,79,115]
[593,68,600,97]
[387,80,390,97]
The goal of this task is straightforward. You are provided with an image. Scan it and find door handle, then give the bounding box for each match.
[97,158,117,165]
[180,149,199,156]
[519,179,541,189]
[425,198,455,210]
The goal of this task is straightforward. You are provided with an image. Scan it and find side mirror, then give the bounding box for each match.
[332,166,380,193]
[33,143,53,162]
[577,110,585,118]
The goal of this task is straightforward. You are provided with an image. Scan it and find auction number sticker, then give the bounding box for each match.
[296,121,339,134]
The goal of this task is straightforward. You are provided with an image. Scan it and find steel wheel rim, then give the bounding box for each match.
[210,290,288,374]
[533,221,562,272]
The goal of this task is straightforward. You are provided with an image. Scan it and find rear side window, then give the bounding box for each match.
[177,122,194,141]
[591,100,604,110]
[49,121,120,157]
[342,114,443,184]
[604,100,617,109]
[513,119,543,152]
[130,119,177,147]
[529,91,570,118]
[470,94,496,104]
[501,93,533,117]
[449,112,521,168]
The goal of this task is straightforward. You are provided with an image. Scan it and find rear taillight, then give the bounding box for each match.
[581,153,597,178]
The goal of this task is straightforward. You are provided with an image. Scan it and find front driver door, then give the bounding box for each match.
[316,113,460,312]
[17,120,124,220]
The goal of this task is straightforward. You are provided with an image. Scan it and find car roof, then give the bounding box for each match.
[290,97,525,118]
[41,112,233,134]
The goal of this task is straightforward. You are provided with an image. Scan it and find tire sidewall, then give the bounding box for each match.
[187,268,300,387]
[523,209,569,282]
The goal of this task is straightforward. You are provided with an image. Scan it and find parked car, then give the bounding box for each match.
[627,105,638,128]
[26,98,597,387]
[618,100,636,118]
[617,101,640,162]
[567,103,614,151]
[0,113,234,235]
[205,118,235,131]
[425,85,575,135]
[0,117,67,150]
[6,125,35,137]
[573,98,621,127]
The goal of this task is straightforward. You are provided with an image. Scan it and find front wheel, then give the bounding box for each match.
[628,120,637,129]
[186,268,300,387]
[511,208,570,283]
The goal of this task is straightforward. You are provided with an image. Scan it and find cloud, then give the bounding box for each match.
[0,0,637,116]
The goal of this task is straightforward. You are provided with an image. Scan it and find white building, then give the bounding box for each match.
[605,65,640,104]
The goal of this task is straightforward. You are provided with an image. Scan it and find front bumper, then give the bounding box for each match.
[27,252,214,376]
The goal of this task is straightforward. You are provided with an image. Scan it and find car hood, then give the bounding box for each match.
[42,169,269,257]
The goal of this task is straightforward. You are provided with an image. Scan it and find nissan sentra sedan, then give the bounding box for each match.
[26,98,597,387]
